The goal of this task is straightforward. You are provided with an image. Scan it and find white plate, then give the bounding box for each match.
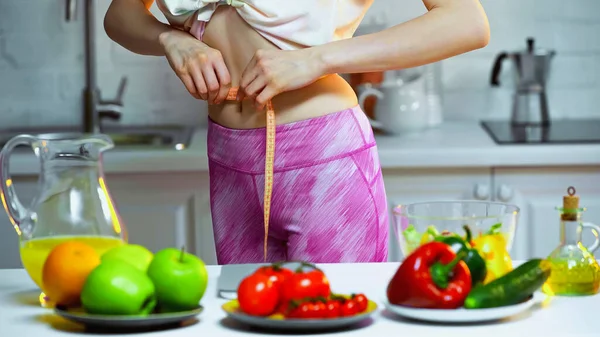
[382,292,544,323]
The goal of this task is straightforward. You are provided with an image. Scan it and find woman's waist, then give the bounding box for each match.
[208,74,358,129]
[207,105,376,174]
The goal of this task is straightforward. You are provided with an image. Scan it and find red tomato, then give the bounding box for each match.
[306,270,331,298]
[311,301,327,319]
[340,299,358,317]
[324,300,341,318]
[288,301,326,319]
[237,273,279,316]
[281,270,331,303]
[276,301,290,315]
[287,302,313,319]
[255,265,294,288]
[352,294,368,312]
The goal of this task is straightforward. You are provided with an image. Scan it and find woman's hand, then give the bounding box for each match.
[159,29,231,104]
[239,48,327,110]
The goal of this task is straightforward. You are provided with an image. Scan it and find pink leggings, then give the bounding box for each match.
[207,106,389,265]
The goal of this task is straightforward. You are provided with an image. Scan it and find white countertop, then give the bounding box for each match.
[1,262,599,336]
[6,122,600,176]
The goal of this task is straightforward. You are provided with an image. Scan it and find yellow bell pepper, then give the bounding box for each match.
[419,225,439,245]
[472,233,513,284]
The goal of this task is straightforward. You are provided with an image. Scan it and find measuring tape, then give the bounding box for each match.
[226,88,274,261]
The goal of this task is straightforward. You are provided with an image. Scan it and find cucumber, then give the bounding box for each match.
[463,259,551,309]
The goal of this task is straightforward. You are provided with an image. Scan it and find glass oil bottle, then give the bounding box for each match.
[542,186,600,296]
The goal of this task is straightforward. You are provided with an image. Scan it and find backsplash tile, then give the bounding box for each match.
[554,21,600,53]
[0,0,598,129]
[552,0,600,22]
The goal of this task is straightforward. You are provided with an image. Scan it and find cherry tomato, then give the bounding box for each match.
[287,302,313,319]
[340,299,358,317]
[287,301,326,319]
[352,294,368,312]
[255,265,294,288]
[324,300,341,318]
[237,273,279,316]
[281,269,331,303]
[311,301,327,319]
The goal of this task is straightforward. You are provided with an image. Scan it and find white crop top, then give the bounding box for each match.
[156,0,374,50]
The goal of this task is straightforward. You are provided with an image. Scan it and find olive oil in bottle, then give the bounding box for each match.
[542,187,600,296]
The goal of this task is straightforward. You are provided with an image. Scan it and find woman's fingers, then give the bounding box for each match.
[240,70,259,97]
[202,65,220,104]
[179,73,202,99]
[213,55,231,104]
[240,55,259,90]
[175,44,282,107]
[163,32,237,102]
[243,76,268,100]
[189,64,208,100]
[179,60,231,104]
[255,85,278,111]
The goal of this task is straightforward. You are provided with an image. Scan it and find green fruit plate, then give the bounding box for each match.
[222,300,377,331]
[54,306,203,330]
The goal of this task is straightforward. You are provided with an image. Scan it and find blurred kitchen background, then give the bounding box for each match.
[0,0,599,268]
[1,0,599,127]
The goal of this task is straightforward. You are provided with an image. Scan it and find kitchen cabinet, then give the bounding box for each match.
[381,166,600,262]
[492,166,600,260]
[0,172,218,269]
[382,168,493,262]
[2,165,599,269]
[104,172,217,265]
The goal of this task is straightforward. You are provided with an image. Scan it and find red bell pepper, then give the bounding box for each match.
[387,241,472,309]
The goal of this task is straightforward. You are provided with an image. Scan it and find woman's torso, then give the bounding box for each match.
[201,6,358,129]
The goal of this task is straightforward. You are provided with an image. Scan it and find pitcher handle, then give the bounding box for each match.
[581,222,600,253]
[356,84,384,130]
[0,135,37,229]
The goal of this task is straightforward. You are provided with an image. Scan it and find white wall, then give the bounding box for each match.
[1,0,599,129]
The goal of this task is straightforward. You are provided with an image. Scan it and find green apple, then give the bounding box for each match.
[147,247,209,312]
[101,244,154,272]
[81,260,157,315]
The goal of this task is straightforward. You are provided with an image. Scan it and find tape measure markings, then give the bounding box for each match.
[225,87,274,261]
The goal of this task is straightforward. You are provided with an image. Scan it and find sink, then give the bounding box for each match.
[107,133,176,147]
[0,125,196,151]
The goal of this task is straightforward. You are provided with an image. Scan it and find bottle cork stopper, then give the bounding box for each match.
[563,186,579,210]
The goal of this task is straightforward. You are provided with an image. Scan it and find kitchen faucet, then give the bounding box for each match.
[66,0,128,134]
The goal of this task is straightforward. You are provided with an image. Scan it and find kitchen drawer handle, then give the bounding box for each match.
[497,184,513,202]
[473,183,490,200]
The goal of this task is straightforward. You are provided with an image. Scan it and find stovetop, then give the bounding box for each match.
[481,119,600,145]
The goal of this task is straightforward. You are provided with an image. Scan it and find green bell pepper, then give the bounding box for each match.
[435,225,487,286]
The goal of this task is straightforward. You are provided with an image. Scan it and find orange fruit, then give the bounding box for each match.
[42,241,101,306]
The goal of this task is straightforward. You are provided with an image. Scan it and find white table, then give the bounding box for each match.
[1,262,598,336]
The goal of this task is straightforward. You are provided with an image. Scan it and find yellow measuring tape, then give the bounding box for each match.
[226,88,274,261]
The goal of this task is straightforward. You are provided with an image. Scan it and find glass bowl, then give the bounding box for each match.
[392,201,520,259]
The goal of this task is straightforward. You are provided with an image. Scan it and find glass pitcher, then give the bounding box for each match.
[0,134,127,304]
